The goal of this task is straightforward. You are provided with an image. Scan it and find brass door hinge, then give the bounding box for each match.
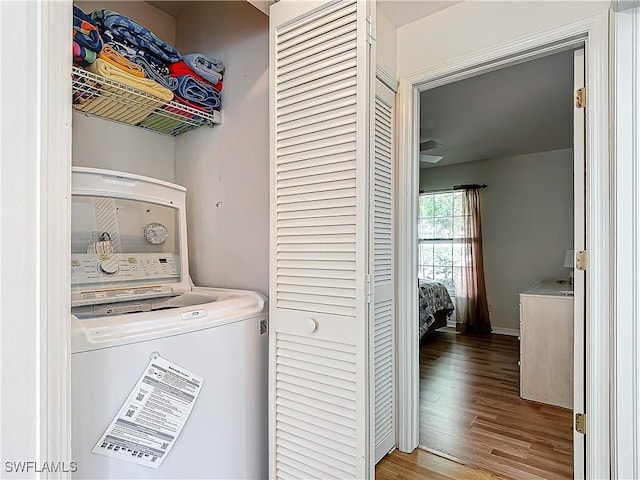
[575,87,586,108]
[576,250,587,271]
[575,413,586,434]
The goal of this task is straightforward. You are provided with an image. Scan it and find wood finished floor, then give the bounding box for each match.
[416,331,573,480]
[376,447,504,480]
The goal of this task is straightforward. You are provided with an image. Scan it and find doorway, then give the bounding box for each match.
[394,16,614,473]
[415,49,580,479]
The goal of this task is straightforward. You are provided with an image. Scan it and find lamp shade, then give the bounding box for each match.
[564,250,575,268]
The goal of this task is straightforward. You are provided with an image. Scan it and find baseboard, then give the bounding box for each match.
[491,326,520,337]
[446,320,519,337]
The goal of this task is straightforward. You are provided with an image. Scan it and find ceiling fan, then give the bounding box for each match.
[419,139,443,164]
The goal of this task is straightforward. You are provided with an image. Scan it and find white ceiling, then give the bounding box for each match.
[146,1,199,17]
[148,0,274,17]
[149,0,458,23]
[377,0,461,27]
[420,49,575,169]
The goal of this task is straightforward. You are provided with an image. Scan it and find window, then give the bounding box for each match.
[418,190,467,294]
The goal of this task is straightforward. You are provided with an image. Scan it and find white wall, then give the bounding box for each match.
[174,1,269,295]
[397,1,608,77]
[376,7,397,78]
[72,1,176,182]
[420,149,574,332]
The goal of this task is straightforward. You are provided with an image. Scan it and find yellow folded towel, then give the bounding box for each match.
[74,59,173,125]
[88,58,173,101]
[98,45,146,78]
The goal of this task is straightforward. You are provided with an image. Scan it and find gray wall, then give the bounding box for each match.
[73,1,269,295]
[72,1,176,182]
[174,2,269,295]
[420,148,574,332]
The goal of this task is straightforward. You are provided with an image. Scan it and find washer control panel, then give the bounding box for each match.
[71,253,180,286]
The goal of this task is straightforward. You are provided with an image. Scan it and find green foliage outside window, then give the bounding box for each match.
[418,191,467,293]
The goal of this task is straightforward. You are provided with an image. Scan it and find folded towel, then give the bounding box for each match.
[173,95,215,113]
[103,33,169,70]
[73,6,102,65]
[130,54,178,90]
[182,53,224,84]
[171,74,221,110]
[75,59,173,125]
[140,113,187,135]
[88,59,173,100]
[98,45,145,78]
[105,38,177,90]
[73,41,97,65]
[91,9,181,64]
[169,61,223,92]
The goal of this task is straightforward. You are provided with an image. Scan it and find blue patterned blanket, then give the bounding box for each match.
[91,9,181,64]
[419,280,455,338]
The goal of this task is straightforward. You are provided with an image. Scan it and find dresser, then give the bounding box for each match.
[519,280,574,409]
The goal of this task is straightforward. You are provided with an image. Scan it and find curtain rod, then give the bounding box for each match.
[420,184,488,194]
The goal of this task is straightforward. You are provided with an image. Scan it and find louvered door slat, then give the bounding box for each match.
[275,383,357,408]
[279,34,357,78]
[274,329,359,479]
[279,52,357,90]
[279,109,356,140]
[271,0,370,477]
[277,421,355,456]
[278,96,356,125]
[371,79,395,464]
[275,5,360,317]
[279,162,355,182]
[277,412,356,444]
[277,3,356,51]
[278,216,356,230]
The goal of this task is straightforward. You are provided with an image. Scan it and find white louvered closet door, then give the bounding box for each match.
[269,0,374,479]
[372,78,395,464]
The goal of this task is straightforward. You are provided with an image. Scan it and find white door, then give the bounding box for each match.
[573,47,586,479]
[371,78,395,464]
[269,1,374,478]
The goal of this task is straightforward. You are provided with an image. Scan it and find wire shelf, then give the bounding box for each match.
[72,66,221,136]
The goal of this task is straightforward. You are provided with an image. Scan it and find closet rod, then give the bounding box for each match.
[420,184,488,194]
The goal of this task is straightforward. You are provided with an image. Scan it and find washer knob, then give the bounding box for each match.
[98,259,120,276]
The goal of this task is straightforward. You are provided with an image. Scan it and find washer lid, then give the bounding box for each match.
[71,167,191,307]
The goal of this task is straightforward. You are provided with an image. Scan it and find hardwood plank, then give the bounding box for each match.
[417,331,573,480]
[376,448,505,480]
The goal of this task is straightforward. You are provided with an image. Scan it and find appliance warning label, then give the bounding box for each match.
[91,354,203,469]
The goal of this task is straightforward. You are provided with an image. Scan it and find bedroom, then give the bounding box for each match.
[415,50,577,479]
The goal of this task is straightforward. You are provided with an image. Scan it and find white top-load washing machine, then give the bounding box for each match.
[70,167,267,479]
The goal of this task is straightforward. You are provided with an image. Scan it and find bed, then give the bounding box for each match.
[419,279,455,339]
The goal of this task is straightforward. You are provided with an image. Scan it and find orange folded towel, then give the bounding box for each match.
[98,44,145,78]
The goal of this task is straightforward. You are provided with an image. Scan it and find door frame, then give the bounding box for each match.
[0,0,73,472]
[611,2,640,478]
[396,11,611,478]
